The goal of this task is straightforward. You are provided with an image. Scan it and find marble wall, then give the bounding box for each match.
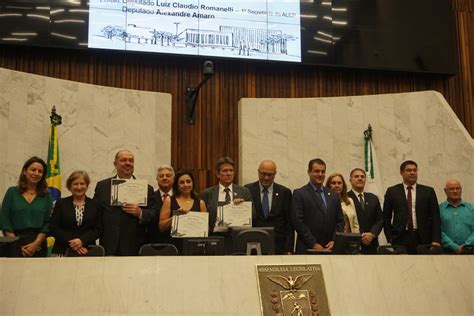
[0,67,172,197]
[239,91,474,201]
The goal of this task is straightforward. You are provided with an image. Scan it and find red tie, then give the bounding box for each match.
[162,192,169,201]
[407,186,413,231]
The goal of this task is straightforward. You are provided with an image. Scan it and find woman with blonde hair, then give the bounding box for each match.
[326,173,360,233]
[49,170,100,256]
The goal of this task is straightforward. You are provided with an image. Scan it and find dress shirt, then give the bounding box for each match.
[403,183,417,229]
[158,189,173,201]
[218,183,233,202]
[309,182,327,208]
[439,200,474,252]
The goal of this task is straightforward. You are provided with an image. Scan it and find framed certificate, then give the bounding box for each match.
[171,211,209,238]
[215,201,252,229]
[110,179,148,206]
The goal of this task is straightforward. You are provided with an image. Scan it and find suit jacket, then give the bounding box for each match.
[348,190,383,253]
[245,181,294,254]
[291,183,345,254]
[200,183,254,233]
[383,183,441,245]
[145,191,173,244]
[49,196,101,255]
[93,177,156,256]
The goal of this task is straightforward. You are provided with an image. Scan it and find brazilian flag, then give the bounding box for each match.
[46,106,62,204]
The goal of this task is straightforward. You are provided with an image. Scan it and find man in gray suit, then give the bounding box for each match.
[201,157,253,232]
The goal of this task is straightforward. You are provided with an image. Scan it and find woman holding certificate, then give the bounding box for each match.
[0,157,52,257]
[49,170,101,256]
[159,169,207,252]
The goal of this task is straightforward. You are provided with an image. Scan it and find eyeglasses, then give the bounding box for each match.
[446,187,462,191]
[258,171,275,178]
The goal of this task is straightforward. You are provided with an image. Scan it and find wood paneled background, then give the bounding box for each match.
[0,1,472,190]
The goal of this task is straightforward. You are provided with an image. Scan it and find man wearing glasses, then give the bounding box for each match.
[245,160,294,254]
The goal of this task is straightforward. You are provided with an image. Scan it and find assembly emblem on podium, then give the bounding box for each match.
[256,264,330,316]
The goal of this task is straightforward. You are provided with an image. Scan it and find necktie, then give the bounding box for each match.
[224,187,231,204]
[262,188,269,219]
[407,186,414,231]
[317,188,327,209]
[358,193,365,211]
[162,192,168,201]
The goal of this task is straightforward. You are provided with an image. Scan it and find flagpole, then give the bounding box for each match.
[46,106,62,204]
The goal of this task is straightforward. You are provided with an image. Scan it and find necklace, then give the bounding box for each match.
[23,190,37,203]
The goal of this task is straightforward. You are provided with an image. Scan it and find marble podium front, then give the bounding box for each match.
[0,255,472,315]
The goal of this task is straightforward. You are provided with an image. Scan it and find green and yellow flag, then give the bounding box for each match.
[46,106,62,204]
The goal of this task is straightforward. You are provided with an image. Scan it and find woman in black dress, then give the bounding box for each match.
[159,169,207,251]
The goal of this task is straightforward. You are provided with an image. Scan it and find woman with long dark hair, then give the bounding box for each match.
[1,156,53,257]
[159,169,207,252]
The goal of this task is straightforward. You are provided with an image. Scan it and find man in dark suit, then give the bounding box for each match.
[201,157,253,233]
[93,150,155,256]
[348,168,383,254]
[383,160,441,254]
[245,160,294,254]
[291,158,345,254]
[145,164,174,244]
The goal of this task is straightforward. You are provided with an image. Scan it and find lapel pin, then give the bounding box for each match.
[275,193,279,196]
[328,192,331,196]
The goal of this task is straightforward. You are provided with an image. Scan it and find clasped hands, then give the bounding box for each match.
[21,240,41,257]
[68,238,88,255]
[5,232,39,257]
[312,241,334,251]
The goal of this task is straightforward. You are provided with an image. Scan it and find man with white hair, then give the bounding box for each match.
[439,179,474,254]
[146,164,175,243]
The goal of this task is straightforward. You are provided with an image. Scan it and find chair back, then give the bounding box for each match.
[139,243,179,256]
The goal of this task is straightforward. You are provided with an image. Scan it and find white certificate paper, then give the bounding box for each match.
[171,211,209,238]
[215,201,252,228]
[110,179,148,206]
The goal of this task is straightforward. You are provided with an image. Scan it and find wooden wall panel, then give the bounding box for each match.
[0,1,472,192]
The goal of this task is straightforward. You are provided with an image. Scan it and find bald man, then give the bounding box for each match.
[93,150,155,256]
[439,179,474,254]
[245,160,294,254]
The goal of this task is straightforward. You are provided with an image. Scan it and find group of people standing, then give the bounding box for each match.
[1,150,472,257]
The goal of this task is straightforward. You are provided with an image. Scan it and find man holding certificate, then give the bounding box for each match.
[201,157,254,232]
[93,150,155,256]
